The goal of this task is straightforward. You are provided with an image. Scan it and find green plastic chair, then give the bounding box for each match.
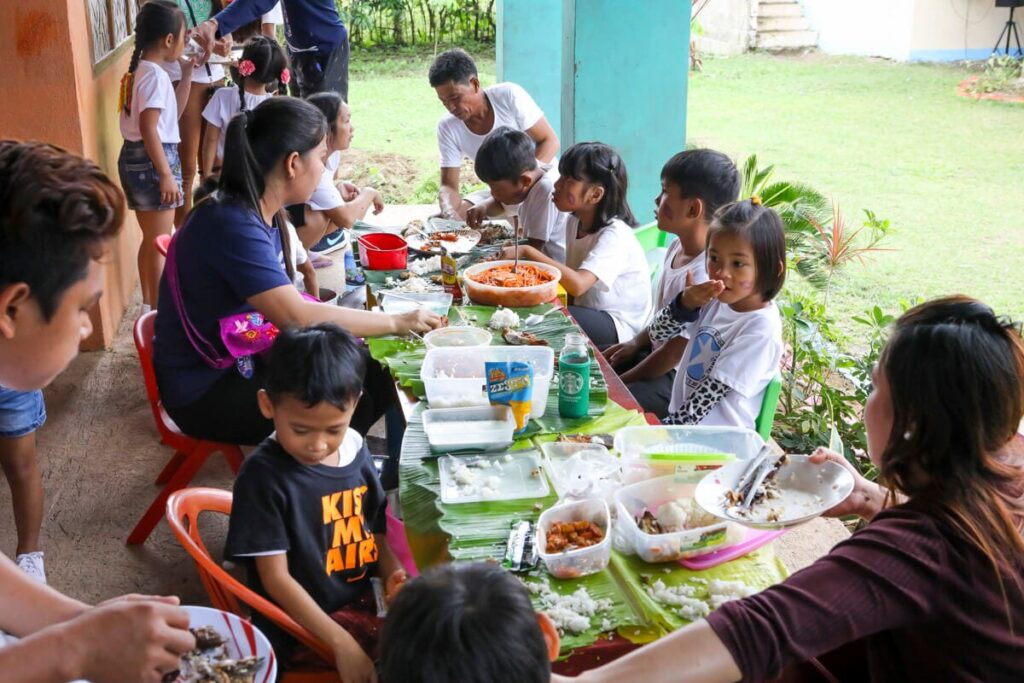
[635,221,674,282]
[755,372,783,442]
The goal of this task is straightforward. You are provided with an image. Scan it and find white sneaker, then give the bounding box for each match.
[15,552,46,584]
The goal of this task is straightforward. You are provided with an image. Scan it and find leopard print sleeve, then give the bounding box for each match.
[649,298,700,343]
[662,376,731,425]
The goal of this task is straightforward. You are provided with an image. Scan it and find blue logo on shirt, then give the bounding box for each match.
[685,330,723,384]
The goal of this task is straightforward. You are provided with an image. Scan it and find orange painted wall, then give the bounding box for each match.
[3,1,141,350]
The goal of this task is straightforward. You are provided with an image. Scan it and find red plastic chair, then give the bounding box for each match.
[166,488,339,681]
[128,312,244,544]
[155,234,171,257]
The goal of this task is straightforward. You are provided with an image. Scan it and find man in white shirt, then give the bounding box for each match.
[428,49,559,220]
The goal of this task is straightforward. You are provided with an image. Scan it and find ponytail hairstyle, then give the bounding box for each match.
[306,91,345,147]
[220,97,327,282]
[706,197,786,301]
[877,296,1024,629]
[230,35,289,113]
[558,142,637,228]
[118,0,185,114]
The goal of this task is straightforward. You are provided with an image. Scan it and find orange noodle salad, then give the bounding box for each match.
[468,263,555,288]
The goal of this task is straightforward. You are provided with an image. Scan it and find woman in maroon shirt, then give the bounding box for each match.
[557,296,1024,683]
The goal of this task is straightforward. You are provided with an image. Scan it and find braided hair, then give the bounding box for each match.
[231,35,288,113]
[119,0,185,115]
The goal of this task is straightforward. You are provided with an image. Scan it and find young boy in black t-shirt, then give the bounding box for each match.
[225,323,407,682]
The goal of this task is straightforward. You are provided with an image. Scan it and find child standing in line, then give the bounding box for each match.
[225,324,407,681]
[471,126,568,262]
[292,93,384,264]
[117,0,193,313]
[0,387,47,583]
[500,142,651,347]
[604,149,740,418]
[650,198,785,429]
[200,35,287,178]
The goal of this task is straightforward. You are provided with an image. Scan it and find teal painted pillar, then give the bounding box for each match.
[499,0,690,221]
[496,0,564,141]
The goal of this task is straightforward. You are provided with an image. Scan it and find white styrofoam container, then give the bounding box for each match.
[614,475,740,563]
[613,425,765,484]
[537,498,611,579]
[421,346,555,418]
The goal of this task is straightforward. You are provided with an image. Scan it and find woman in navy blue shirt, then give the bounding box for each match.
[153,97,440,445]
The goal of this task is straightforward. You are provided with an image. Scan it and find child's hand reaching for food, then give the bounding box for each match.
[499,244,539,261]
[384,569,407,605]
[679,270,725,311]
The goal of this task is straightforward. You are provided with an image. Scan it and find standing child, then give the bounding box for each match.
[201,35,287,178]
[471,126,568,262]
[117,0,193,313]
[500,142,651,347]
[225,324,407,682]
[293,93,384,262]
[650,198,785,429]
[604,149,740,418]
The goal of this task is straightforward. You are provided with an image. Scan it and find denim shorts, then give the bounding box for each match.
[117,140,183,212]
[0,385,46,438]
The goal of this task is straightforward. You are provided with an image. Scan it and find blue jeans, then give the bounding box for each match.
[117,140,183,212]
[0,386,46,438]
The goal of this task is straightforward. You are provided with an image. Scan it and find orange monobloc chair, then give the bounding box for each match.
[128,312,245,544]
[166,488,340,682]
[155,234,171,257]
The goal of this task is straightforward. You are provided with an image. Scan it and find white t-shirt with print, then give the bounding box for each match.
[566,217,652,342]
[668,300,783,430]
[437,82,544,168]
[120,60,180,144]
[202,86,273,161]
[307,151,345,211]
[502,164,567,263]
[650,240,708,349]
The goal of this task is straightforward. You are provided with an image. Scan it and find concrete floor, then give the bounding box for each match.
[0,204,849,606]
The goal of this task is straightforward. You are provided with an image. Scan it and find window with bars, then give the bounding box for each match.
[88,0,137,65]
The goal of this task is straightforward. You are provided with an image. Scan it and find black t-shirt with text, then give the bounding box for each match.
[225,433,386,623]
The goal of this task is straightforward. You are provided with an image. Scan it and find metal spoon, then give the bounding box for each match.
[512,214,521,274]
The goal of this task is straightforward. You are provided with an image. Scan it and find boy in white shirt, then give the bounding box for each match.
[428,49,560,220]
[470,127,568,262]
[604,149,741,418]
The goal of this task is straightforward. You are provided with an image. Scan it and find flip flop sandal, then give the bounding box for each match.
[346,268,366,286]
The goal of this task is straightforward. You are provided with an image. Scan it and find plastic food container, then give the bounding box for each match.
[614,426,764,484]
[540,442,621,504]
[462,260,561,307]
[422,405,515,453]
[614,475,739,563]
[423,325,492,350]
[537,498,612,579]
[421,346,555,418]
[438,451,549,504]
[379,291,453,317]
[358,232,408,270]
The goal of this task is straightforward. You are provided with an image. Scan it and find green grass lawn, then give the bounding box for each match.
[348,47,1023,321]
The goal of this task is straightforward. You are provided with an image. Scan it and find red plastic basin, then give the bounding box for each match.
[357,232,408,270]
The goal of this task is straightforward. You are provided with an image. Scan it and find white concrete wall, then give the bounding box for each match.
[800,0,915,60]
[800,0,1018,61]
[694,0,755,55]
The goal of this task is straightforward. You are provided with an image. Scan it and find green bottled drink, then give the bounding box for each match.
[558,333,591,418]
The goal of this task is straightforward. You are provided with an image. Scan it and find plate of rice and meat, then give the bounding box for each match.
[163,606,276,683]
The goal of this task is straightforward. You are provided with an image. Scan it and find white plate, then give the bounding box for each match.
[406,228,481,254]
[180,605,277,683]
[694,454,854,529]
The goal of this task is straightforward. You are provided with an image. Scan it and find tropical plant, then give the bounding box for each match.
[336,0,496,49]
[969,54,1024,95]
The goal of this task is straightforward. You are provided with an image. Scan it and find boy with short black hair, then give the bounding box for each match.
[226,323,407,682]
[472,126,568,262]
[604,149,740,418]
[0,139,195,681]
[380,562,558,683]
